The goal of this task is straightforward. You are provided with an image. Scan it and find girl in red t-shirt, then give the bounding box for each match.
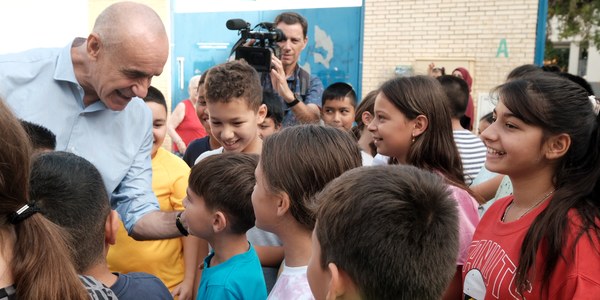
[463,73,600,299]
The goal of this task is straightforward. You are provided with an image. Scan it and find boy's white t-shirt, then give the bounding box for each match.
[268,264,314,300]
[194,147,224,165]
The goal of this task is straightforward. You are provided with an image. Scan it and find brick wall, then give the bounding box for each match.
[362,0,539,118]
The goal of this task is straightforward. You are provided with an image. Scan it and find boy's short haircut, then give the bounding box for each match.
[321,82,357,108]
[262,90,284,126]
[143,85,167,112]
[274,12,308,38]
[261,124,362,231]
[29,151,110,273]
[204,60,262,111]
[189,152,259,234]
[20,119,57,151]
[437,75,469,118]
[315,165,459,299]
[480,111,494,124]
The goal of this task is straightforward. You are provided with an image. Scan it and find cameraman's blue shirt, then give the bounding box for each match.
[261,66,323,127]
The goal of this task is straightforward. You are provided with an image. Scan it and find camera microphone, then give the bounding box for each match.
[226,19,249,30]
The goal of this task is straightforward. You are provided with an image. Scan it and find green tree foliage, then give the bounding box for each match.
[548,0,600,49]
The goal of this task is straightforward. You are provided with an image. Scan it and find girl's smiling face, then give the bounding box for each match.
[367,92,418,163]
[480,100,550,178]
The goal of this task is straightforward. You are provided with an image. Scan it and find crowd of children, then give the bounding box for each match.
[2,55,600,300]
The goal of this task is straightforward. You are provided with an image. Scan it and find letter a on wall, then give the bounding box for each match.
[496,38,509,58]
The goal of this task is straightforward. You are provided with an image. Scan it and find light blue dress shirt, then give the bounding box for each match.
[0,41,159,233]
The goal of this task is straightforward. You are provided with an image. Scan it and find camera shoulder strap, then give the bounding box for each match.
[297,66,311,98]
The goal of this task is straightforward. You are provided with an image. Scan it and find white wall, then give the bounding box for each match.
[0,1,88,54]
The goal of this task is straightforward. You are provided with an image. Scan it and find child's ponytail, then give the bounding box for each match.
[12,214,89,300]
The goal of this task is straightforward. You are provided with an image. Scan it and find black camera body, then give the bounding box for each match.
[227,19,286,72]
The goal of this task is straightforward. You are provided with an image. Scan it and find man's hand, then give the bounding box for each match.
[269,55,294,103]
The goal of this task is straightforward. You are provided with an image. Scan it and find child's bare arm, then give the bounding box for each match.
[172,236,207,300]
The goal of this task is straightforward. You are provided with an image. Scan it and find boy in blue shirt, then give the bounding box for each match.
[183,152,267,299]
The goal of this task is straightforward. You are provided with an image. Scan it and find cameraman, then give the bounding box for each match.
[262,12,323,127]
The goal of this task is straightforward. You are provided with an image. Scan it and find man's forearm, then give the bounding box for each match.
[130,210,181,240]
[290,102,320,124]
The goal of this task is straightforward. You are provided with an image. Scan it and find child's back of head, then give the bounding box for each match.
[309,165,459,300]
[255,124,362,233]
[29,151,110,273]
[437,75,470,119]
[187,152,259,236]
[20,119,57,152]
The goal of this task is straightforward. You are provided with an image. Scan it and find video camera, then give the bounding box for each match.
[227,18,286,72]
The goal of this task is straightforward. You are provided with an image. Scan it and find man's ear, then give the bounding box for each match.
[257,104,267,124]
[361,111,373,126]
[276,192,291,217]
[412,115,429,137]
[86,33,101,60]
[545,133,571,160]
[105,210,119,246]
[212,211,227,233]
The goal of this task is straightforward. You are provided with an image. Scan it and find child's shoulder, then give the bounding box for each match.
[153,147,190,172]
[195,147,224,164]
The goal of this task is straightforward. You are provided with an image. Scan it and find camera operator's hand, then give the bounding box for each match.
[243,39,257,47]
[269,55,295,102]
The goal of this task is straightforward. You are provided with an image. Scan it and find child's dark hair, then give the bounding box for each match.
[263,90,284,126]
[205,60,263,110]
[321,82,357,108]
[189,152,259,234]
[261,124,362,231]
[559,72,595,96]
[437,75,470,118]
[479,112,494,124]
[351,90,377,155]
[144,85,167,112]
[315,165,459,299]
[30,151,110,273]
[506,64,542,81]
[20,119,57,151]
[380,76,465,186]
[432,66,446,75]
[0,101,88,299]
[495,72,600,295]
[541,64,561,73]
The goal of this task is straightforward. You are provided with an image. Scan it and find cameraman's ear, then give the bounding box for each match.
[257,104,267,124]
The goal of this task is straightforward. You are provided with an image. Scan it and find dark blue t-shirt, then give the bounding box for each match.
[182,136,213,167]
[110,272,172,300]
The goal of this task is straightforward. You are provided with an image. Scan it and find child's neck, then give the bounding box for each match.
[209,134,221,150]
[239,135,263,155]
[510,165,556,208]
[208,234,249,267]
[357,128,374,156]
[451,118,466,131]
[84,260,118,288]
[273,220,313,267]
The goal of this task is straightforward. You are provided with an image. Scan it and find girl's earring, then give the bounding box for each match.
[411,133,416,143]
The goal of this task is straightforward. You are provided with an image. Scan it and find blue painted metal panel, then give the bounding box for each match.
[171,7,363,107]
